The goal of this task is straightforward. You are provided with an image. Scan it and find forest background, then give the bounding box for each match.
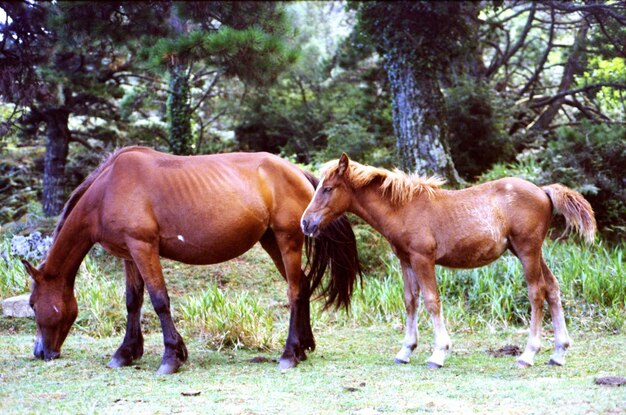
[1,0,624,240]
[0,3,624,413]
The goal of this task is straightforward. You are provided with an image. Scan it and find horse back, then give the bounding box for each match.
[428,177,552,268]
[76,148,312,264]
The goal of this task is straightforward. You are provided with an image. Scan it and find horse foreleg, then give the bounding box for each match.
[260,231,315,355]
[413,257,451,368]
[129,240,188,375]
[273,231,310,370]
[108,260,145,368]
[517,252,546,368]
[541,257,571,366]
[394,261,420,364]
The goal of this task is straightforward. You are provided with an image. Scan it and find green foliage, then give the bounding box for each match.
[0,237,30,298]
[446,81,514,179]
[0,147,41,224]
[353,1,477,73]
[543,124,626,239]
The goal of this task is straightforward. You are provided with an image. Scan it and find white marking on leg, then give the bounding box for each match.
[395,312,418,363]
[548,297,571,366]
[177,235,185,242]
[518,303,542,367]
[427,305,451,367]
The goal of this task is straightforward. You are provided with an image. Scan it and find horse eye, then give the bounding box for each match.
[323,187,333,194]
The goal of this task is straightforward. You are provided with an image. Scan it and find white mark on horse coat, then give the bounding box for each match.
[53,305,60,314]
[177,235,185,242]
[505,183,513,191]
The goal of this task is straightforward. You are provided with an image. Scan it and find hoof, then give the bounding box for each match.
[516,359,532,368]
[278,357,298,370]
[157,360,183,375]
[547,358,564,367]
[394,358,409,364]
[426,361,442,369]
[107,357,131,369]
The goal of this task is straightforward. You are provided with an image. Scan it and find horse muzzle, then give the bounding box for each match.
[301,218,320,238]
[33,337,60,361]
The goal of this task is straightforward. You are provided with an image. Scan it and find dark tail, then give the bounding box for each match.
[301,170,362,310]
[542,184,597,244]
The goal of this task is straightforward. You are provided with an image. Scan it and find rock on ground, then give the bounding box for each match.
[2,293,35,318]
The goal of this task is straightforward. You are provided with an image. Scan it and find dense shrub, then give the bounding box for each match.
[540,124,626,240]
[446,82,515,180]
[0,147,42,224]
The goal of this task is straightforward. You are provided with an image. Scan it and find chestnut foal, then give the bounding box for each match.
[302,153,596,368]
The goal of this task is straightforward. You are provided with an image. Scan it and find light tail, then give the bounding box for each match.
[542,184,597,244]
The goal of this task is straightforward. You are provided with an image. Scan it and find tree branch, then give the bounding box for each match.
[518,7,555,98]
[486,2,536,78]
[530,83,626,108]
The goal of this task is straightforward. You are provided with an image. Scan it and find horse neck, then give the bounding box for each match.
[43,212,94,289]
[348,183,415,239]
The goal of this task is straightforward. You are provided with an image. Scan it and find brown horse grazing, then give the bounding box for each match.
[21,146,360,374]
[301,153,596,369]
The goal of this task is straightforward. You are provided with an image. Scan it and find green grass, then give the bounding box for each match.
[1,234,624,413]
[0,328,624,414]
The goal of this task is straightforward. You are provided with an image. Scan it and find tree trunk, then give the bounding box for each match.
[42,109,70,216]
[167,63,192,155]
[530,20,589,132]
[167,6,192,155]
[386,58,462,185]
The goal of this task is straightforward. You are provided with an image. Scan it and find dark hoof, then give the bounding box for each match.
[394,358,409,364]
[426,361,442,369]
[547,358,563,367]
[278,357,298,370]
[516,360,532,368]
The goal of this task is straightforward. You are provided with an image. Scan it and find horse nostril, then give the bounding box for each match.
[302,219,309,231]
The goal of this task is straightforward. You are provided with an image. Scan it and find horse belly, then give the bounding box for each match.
[158,220,267,265]
[436,233,508,269]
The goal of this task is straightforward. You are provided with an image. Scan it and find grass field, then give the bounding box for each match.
[0,328,624,414]
[0,234,624,414]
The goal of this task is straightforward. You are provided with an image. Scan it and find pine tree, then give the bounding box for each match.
[140,2,298,155]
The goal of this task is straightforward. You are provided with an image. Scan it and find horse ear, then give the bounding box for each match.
[21,259,42,283]
[338,153,349,176]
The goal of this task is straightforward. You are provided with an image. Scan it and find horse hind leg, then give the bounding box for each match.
[128,239,188,375]
[394,261,420,364]
[541,257,571,366]
[108,260,145,368]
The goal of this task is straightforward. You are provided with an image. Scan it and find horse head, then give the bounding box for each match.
[22,260,78,361]
[301,153,352,237]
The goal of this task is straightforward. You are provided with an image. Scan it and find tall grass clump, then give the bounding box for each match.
[545,241,625,332]
[73,253,126,338]
[0,236,30,298]
[178,283,281,351]
[318,238,624,333]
